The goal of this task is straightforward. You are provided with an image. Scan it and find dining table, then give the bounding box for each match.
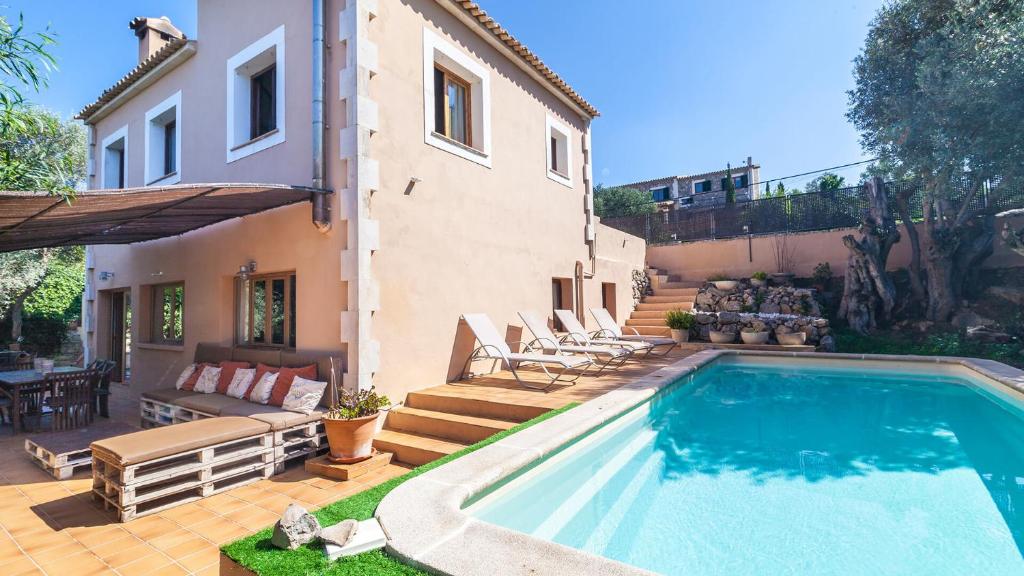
[0,367,81,435]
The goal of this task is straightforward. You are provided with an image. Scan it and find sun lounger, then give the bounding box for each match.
[589,307,678,356]
[517,311,631,374]
[552,309,655,355]
[461,313,591,390]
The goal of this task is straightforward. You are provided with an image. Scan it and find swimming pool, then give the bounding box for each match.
[464,355,1024,575]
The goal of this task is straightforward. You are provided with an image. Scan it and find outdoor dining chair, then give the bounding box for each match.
[45,369,100,432]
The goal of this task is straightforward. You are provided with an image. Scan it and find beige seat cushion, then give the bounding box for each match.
[91,417,271,466]
[142,388,200,404]
[220,402,323,430]
[174,394,251,416]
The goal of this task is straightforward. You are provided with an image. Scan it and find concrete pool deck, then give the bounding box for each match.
[375,350,1024,576]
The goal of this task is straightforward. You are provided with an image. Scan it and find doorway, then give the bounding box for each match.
[108,290,131,384]
[551,278,573,331]
[602,283,617,321]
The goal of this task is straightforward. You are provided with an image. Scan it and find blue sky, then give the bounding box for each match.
[5,0,883,191]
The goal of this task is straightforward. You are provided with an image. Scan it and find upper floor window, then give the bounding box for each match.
[101,125,127,189]
[694,180,712,193]
[144,91,181,185]
[720,175,748,189]
[423,30,492,167]
[651,186,671,202]
[545,115,572,187]
[227,26,286,163]
[238,272,296,348]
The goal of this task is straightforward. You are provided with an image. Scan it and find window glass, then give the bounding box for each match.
[152,283,184,344]
[163,120,176,176]
[240,273,296,348]
[434,66,471,146]
[271,278,285,345]
[251,65,276,139]
[252,280,266,343]
[447,77,468,144]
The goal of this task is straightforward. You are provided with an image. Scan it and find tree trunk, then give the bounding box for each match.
[894,189,925,305]
[839,177,899,334]
[1003,220,1024,257]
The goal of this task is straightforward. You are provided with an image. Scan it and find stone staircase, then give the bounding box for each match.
[372,388,550,467]
[623,268,702,337]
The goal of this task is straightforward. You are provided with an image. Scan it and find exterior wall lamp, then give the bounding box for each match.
[237,261,257,279]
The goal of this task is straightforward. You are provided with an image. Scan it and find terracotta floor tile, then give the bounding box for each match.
[147,529,196,552]
[176,547,221,573]
[88,534,144,559]
[34,551,109,574]
[163,537,216,562]
[160,506,219,527]
[98,542,157,567]
[223,505,278,529]
[187,517,249,545]
[115,552,175,576]
[149,563,190,576]
[5,555,41,576]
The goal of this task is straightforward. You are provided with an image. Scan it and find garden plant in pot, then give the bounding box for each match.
[708,273,739,291]
[740,326,770,345]
[812,262,833,292]
[665,309,695,343]
[323,385,391,464]
[708,329,736,344]
[750,271,768,288]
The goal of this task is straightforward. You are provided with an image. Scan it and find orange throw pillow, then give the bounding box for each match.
[181,363,213,391]
[217,361,251,394]
[246,363,279,400]
[269,364,318,406]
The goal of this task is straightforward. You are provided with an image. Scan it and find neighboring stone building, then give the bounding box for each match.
[621,157,761,210]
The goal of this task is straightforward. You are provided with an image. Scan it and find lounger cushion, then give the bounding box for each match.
[175,393,251,416]
[142,387,199,404]
[506,352,590,368]
[91,417,271,466]
[237,408,323,430]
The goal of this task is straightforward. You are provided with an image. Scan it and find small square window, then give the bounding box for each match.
[250,64,276,139]
[101,126,127,189]
[423,30,491,167]
[227,26,286,163]
[237,272,296,348]
[545,116,572,187]
[433,65,472,147]
[144,91,181,185]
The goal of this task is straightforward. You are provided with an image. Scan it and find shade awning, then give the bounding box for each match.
[0,184,331,253]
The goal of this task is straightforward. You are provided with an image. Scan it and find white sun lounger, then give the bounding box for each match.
[553,309,655,355]
[590,307,678,356]
[518,311,632,375]
[461,313,592,390]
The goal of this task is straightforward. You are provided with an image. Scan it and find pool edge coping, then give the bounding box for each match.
[374,350,1024,576]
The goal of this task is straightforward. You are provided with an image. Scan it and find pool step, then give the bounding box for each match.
[372,430,467,467]
[384,407,518,445]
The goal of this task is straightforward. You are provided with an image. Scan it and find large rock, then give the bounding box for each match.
[718,312,740,324]
[987,285,1024,306]
[817,335,837,353]
[320,519,359,548]
[271,504,322,550]
[965,326,1013,344]
[951,309,995,330]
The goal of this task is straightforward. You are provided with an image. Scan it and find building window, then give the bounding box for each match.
[101,125,128,188]
[144,91,181,185]
[651,186,671,202]
[151,283,184,345]
[545,115,572,187]
[239,272,296,348]
[694,180,712,193]
[227,25,286,163]
[720,175,748,190]
[679,196,695,206]
[423,29,491,167]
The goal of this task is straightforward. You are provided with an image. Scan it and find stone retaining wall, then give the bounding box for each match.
[695,283,822,317]
[692,311,832,349]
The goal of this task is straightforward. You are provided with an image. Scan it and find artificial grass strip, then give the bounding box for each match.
[223,402,580,576]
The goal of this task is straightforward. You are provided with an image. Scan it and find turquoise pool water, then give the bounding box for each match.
[467,358,1024,575]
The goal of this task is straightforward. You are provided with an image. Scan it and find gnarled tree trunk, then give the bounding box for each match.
[1003,220,1024,257]
[894,188,925,307]
[840,177,899,334]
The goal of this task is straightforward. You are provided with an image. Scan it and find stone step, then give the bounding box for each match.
[630,310,675,319]
[636,302,694,312]
[660,281,703,289]
[625,318,668,327]
[405,390,548,423]
[372,429,467,467]
[629,325,672,337]
[651,288,699,297]
[384,407,517,445]
[642,295,698,304]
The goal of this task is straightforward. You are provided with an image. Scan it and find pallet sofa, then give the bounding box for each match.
[91,343,341,521]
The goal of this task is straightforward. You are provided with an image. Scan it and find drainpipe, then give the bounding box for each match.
[311,0,331,232]
[575,260,585,323]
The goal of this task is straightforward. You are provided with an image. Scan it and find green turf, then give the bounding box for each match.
[222,402,580,576]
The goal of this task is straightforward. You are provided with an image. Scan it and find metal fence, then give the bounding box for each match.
[601,180,1024,245]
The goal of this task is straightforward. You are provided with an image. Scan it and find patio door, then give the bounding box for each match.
[109,290,131,384]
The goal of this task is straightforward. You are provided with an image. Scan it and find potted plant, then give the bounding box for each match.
[665,309,695,343]
[740,326,770,345]
[771,234,795,285]
[323,386,391,464]
[811,262,832,292]
[775,329,807,346]
[750,271,768,288]
[707,273,739,291]
[708,329,736,344]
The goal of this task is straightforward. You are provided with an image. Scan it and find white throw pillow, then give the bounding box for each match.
[281,376,328,415]
[248,371,278,405]
[193,366,222,394]
[174,364,196,390]
[226,368,255,399]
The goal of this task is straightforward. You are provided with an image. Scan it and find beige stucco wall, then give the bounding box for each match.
[646,214,1024,281]
[84,0,646,401]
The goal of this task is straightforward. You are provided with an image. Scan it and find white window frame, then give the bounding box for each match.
[100,124,128,189]
[144,91,181,186]
[226,25,286,163]
[545,115,573,188]
[422,29,491,168]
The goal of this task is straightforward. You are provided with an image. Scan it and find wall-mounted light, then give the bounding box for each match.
[98,271,114,281]
[236,261,257,280]
[404,176,422,196]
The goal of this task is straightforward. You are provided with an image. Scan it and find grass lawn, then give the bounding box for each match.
[222,403,580,576]
[835,327,1024,368]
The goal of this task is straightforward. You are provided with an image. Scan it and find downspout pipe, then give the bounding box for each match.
[311,0,331,232]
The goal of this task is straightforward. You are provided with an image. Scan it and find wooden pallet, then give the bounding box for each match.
[24,422,139,480]
[140,398,215,428]
[273,421,328,471]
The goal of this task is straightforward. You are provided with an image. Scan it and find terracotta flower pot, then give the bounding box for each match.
[323,413,379,464]
[670,329,690,343]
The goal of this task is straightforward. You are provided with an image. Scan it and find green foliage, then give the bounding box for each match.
[0,13,57,131]
[223,403,580,576]
[812,262,833,286]
[0,106,86,196]
[707,272,729,281]
[325,386,391,420]
[835,328,1023,369]
[593,184,656,218]
[24,248,83,320]
[724,163,736,204]
[665,309,695,330]
[804,172,846,194]
[751,271,768,281]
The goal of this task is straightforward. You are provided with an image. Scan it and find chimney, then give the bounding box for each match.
[129,16,185,63]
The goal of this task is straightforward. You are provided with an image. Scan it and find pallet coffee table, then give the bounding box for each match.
[25,422,139,480]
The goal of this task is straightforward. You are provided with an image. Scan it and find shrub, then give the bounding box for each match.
[707,272,730,282]
[665,309,695,330]
[325,387,391,420]
[812,262,833,286]
[751,271,768,281]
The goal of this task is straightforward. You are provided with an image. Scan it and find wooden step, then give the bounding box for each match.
[625,318,668,327]
[629,310,674,319]
[385,407,516,444]
[372,430,467,467]
[651,288,699,297]
[636,302,694,312]
[405,391,548,422]
[643,295,698,304]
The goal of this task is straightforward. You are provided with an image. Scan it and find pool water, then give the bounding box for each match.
[466,358,1024,575]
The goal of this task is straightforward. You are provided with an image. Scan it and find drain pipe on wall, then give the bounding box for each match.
[311,0,331,232]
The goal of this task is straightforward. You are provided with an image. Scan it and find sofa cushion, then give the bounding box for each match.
[269,364,317,406]
[226,368,256,399]
[91,417,271,466]
[180,363,214,391]
[281,351,343,407]
[217,361,251,394]
[282,376,328,415]
[193,366,222,394]
[247,363,279,400]
[194,343,234,365]
[219,403,322,430]
[142,388,199,404]
[175,393,252,416]
[174,365,196,390]
[232,347,282,368]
